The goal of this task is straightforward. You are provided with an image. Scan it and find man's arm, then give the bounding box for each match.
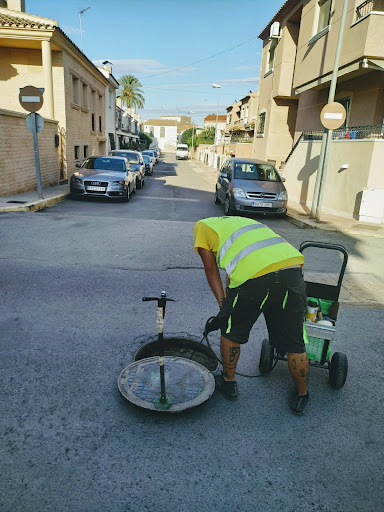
[197,247,225,306]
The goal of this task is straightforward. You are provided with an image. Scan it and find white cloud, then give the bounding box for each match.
[62,26,82,35]
[233,65,259,71]
[93,59,197,77]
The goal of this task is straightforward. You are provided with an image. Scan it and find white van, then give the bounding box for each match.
[176,144,189,160]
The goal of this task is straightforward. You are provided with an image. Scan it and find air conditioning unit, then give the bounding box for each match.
[270,21,281,39]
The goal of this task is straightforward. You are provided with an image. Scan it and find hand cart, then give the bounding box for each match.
[259,241,349,388]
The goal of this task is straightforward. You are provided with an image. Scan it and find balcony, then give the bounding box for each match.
[357,0,384,19]
[302,124,384,141]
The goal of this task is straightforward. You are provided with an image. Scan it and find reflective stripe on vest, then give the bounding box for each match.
[218,223,267,264]
[222,236,286,276]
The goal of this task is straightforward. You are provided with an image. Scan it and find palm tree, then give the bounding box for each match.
[118,74,145,109]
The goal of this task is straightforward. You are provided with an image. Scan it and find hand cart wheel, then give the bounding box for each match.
[329,351,348,389]
[259,339,275,375]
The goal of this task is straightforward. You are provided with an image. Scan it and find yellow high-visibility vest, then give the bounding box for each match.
[200,217,304,288]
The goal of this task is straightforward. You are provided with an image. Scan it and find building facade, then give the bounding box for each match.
[252,0,384,219]
[143,119,178,152]
[0,0,109,189]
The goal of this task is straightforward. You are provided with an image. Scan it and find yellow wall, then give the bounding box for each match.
[281,139,384,218]
[0,108,59,195]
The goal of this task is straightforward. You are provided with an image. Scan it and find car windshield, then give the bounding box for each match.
[114,152,139,163]
[177,146,188,151]
[84,157,125,172]
[143,155,150,163]
[143,151,154,156]
[233,162,280,182]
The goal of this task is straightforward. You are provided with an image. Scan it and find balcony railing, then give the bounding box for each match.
[230,136,254,144]
[356,0,384,19]
[302,124,384,141]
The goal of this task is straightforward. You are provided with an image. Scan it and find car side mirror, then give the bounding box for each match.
[281,177,286,182]
[76,163,81,168]
[220,172,227,179]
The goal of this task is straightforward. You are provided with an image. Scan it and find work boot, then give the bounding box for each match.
[215,373,238,401]
[291,391,309,415]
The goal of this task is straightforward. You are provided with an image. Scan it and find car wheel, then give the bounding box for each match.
[214,189,221,205]
[123,186,130,202]
[142,178,145,187]
[137,178,142,190]
[224,196,233,215]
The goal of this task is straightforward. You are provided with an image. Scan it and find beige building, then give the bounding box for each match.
[225,91,259,142]
[0,0,109,195]
[253,0,384,219]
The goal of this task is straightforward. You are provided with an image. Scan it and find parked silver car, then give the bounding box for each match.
[109,150,145,189]
[214,158,287,216]
[70,156,136,202]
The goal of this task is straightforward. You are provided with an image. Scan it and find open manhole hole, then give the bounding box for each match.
[135,337,219,373]
[6,200,27,204]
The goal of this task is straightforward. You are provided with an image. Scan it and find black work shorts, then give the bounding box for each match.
[219,268,307,354]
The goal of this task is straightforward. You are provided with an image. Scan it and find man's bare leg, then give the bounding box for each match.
[221,336,241,381]
[287,352,309,395]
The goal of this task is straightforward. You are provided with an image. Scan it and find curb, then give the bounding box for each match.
[0,193,69,213]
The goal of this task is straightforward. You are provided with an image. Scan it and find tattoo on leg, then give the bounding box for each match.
[222,368,230,380]
[229,346,240,364]
[292,358,297,370]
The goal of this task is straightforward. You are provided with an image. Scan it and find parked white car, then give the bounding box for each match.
[176,144,189,160]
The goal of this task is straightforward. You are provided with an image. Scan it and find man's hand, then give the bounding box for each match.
[203,314,227,336]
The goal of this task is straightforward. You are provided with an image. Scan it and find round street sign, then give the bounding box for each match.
[19,86,44,113]
[320,102,346,130]
[25,113,44,133]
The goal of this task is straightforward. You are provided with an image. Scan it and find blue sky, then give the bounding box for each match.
[27,0,284,125]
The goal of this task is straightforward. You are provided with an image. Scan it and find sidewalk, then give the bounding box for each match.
[189,158,384,239]
[0,183,70,213]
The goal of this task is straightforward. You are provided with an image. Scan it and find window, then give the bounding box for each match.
[317,0,332,32]
[257,112,266,135]
[92,113,95,132]
[82,83,88,109]
[74,145,80,160]
[72,75,79,104]
[147,126,153,136]
[336,97,351,129]
[91,89,96,131]
[234,162,280,181]
[83,145,88,158]
[267,41,277,72]
[160,127,165,137]
[98,95,103,132]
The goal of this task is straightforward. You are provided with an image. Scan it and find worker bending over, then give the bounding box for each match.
[194,216,309,415]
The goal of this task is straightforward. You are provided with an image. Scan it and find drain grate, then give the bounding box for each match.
[351,224,381,231]
[6,200,27,204]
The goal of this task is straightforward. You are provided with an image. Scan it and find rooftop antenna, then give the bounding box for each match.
[79,6,90,51]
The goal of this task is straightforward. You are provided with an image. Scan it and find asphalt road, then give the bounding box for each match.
[0,154,383,512]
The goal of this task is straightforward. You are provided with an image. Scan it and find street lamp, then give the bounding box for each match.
[212,83,221,170]
[79,6,90,52]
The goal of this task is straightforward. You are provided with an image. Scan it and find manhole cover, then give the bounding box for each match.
[118,356,215,412]
[135,337,219,372]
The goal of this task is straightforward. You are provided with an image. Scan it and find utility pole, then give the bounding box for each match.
[310,0,348,221]
[212,83,221,170]
[79,6,90,52]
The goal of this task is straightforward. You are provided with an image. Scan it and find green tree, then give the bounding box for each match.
[181,128,195,145]
[139,131,152,149]
[118,74,145,109]
[196,126,215,145]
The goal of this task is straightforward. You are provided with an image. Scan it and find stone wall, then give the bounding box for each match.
[0,109,59,196]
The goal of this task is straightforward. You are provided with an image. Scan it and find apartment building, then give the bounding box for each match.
[225,91,259,142]
[0,0,109,193]
[253,0,384,218]
[143,119,178,152]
